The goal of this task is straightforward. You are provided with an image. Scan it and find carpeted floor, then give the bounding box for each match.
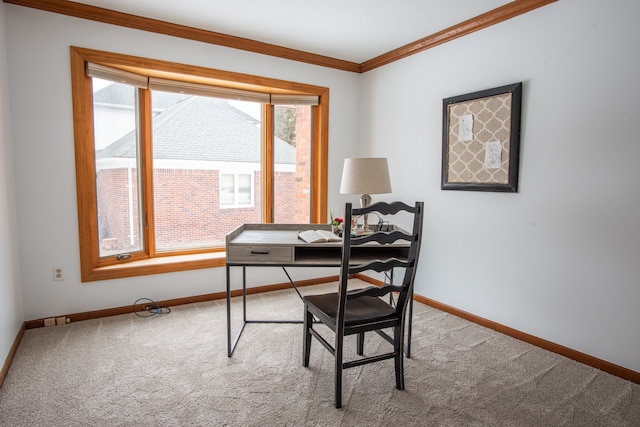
[1,280,639,426]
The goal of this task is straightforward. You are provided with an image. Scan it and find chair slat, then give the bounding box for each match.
[351,230,414,246]
[348,257,411,275]
[346,284,403,300]
[352,200,418,216]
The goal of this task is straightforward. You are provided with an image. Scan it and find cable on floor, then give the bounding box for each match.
[133,297,172,317]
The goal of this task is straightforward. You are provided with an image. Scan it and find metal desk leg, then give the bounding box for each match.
[227,265,248,357]
[226,264,232,356]
[227,265,303,357]
[281,266,303,300]
[242,266,247,323]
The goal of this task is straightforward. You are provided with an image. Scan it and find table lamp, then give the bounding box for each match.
[339,157,392,230]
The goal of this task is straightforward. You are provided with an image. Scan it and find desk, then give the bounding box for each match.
[225,223,413,357]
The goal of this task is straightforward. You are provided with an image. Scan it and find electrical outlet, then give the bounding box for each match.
[44,318,56,327]
[53,266,64,281]
[56,316,67,325]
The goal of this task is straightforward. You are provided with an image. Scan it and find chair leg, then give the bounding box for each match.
[406,296,414,358]
[335,333,344,408]
[357,332,365,355]
[303,306,312,367]
[394,325,405,390]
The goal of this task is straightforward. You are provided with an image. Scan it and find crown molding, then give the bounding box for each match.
[4,0,557,73]
[361,0,558,72]
[4,0,362,72]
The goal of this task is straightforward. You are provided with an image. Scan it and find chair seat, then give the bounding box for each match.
[303,293,396,325]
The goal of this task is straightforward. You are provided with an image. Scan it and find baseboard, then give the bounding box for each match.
[24,274,340,330]
[21,273,639,385]
[354,274,640,385]
[0,322,25,388]
[413,294,640,385]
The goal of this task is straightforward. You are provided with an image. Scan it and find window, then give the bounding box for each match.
[220,172,254,208]
[273,104,313,223]
[92,77,144,258]
[71,47,329,281]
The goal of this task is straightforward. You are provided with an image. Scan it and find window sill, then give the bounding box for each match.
[82,251,227,282]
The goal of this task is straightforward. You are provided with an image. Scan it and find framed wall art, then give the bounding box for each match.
[441,82,522,192]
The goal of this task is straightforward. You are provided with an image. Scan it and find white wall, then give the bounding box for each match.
[4,0,640,375]
[4,5,359,320]
[0,1,24,370]
[361,0,640,372]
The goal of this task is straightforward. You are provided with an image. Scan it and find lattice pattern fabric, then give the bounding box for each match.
[446,93,512,184]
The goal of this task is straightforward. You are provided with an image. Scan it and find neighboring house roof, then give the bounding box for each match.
[94,83,195,113]
[95,88,294,164]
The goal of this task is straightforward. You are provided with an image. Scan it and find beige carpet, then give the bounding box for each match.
[1,280,639,426]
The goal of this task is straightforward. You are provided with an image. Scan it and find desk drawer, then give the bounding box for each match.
[227,245,293,264]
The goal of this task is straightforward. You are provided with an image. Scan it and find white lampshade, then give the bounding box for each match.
[339,158,392,195]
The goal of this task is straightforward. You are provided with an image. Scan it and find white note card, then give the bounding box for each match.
[484,140,502,169]
[459,114,473,141]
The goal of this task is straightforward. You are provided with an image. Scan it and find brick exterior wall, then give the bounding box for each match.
[273,105,312,224]
[97,168,142,255]
[97,167,297,253]
[153,168,263,250]
[294,106,312,223]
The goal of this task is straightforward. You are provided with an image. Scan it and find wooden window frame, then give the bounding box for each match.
[70,46,329,282]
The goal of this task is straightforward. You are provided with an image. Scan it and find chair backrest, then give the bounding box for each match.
[337,201,424,322]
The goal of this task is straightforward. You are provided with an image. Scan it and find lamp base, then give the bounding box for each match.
[359,193,371,209]
[360,193,371,230]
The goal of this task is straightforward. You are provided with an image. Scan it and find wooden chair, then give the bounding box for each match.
[302,201,424,408]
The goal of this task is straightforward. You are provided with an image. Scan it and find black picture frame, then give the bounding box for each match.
[441,82,522,192]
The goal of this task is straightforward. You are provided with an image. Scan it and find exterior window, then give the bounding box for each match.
[273,104,312,224]
[220,172,254,208]
[149,93,261,252]
[92,78,144,258]
[237,174,252,205]
[220,174,235,206]
[71,47,328,281]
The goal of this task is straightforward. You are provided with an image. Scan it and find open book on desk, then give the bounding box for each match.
[297,229,341,243]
